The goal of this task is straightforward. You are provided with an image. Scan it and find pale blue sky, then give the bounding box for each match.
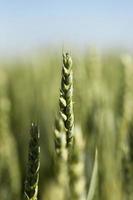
[0,0,133,55]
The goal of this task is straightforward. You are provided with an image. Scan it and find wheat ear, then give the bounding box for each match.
[24,123,40,200]
[59,53,74,148]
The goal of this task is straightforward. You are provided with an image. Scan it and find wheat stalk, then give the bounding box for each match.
[51,53,74,200]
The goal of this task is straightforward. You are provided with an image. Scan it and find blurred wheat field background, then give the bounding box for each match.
[0,49,133,200]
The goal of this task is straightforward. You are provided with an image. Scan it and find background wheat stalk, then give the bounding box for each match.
[0,69,21,200]
[120,55,133,200]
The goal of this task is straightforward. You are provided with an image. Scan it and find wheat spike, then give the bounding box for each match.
[24,123,40,200]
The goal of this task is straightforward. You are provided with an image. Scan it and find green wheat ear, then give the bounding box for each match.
[60,53,74,148]
[24,123,40,200]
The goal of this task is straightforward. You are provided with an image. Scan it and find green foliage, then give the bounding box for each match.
[87,149,98,200]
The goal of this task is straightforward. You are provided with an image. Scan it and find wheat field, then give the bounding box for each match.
[0,49,133,200]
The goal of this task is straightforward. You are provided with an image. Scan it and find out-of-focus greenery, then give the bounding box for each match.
[0,49,133,200]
